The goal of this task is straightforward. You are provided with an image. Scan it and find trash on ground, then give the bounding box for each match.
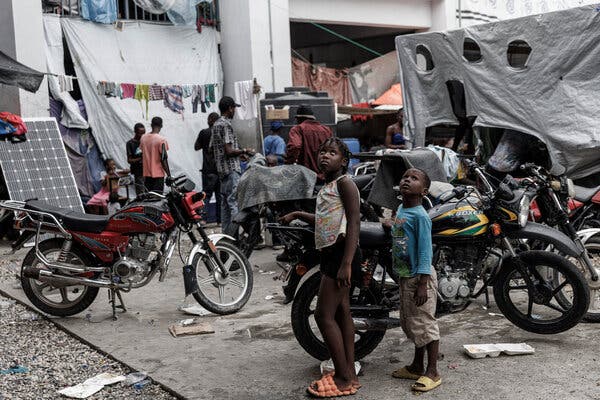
[0,365,28,374]
[125,371,148,385]
[447,363,459,369]
[177,304,212,316]
[265,295,275,300]
[133,379,152,390]
[463,343,535,358]
[0,299,16,309]
[169,319,215,337]
[19,311,38,321]
[488,312,504,317]
[320,359,361,375]
[57,373,125,398]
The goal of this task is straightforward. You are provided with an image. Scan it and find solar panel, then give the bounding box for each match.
[0,117,84,212]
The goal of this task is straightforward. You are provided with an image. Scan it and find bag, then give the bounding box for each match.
[0,112,27,142]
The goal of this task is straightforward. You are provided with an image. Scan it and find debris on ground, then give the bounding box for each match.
[0,365,28,374]
[177,303,213,316]
[58,372,126,399]
[463,343,535,359]
[125,371,148,385]
[169,318,215,337]
[448,363,459,370]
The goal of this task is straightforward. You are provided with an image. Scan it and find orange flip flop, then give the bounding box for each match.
[307,374,358,398]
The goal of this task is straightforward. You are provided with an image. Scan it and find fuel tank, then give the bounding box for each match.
[106,199,175,233]
[429,203,489,238]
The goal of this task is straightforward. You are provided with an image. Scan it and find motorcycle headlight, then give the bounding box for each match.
[518,195,531,228]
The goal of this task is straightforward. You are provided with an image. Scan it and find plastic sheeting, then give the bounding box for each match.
[348,51,399,103]
[61,19,222,189]
[292,57,351,105]
[395,5,600,179]
[0,50,44,93]
[80,0,117,24]
[43,15,89,130]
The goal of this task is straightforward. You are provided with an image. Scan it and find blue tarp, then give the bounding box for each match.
[80,0,117,24]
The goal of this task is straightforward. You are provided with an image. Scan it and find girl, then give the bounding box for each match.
[86,158,125,214]
[281,137,361,398]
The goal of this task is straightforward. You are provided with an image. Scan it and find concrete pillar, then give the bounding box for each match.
[219,0,292,97]
[0,0,49,117]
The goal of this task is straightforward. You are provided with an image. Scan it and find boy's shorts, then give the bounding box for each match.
[399,270,440,348]
[319,240,362,282]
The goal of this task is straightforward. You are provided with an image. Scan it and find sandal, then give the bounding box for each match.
[307,374,358,398]
[391,366,422,380]
[411,376,442,392]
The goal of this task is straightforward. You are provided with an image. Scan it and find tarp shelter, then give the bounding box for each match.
[396,5,600,179]
[0,50,45,93]
[60,18,223,189]
[348,51,399,104]
[371,83,403,106]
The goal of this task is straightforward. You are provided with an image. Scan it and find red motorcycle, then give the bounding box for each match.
[0,176,253,318]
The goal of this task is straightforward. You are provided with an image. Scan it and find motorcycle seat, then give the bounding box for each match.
[351,174,374,191]
[360,221,390,248]
[25,200,110,234]
[573,184,600,203]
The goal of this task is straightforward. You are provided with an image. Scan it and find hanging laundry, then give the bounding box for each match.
[182,84,194,98]
[163,85,184,115]
[110,83,122,98]
[58,75,74,92]
[80,0,117,24]
[134,84,150,119]
[205,83,216,103]
[149,84,164,101]
[191,85,200,114]
[234,80,257,120]
[105,82,116,96]
[199,85,206,113]
[121,83,135,99]
[202,84,211,108]
[97,81,108,96]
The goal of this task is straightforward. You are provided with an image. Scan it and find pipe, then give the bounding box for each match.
[353,317,401,331]
[23,267,114,288]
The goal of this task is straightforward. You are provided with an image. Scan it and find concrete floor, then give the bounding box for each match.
[1,243,600,400]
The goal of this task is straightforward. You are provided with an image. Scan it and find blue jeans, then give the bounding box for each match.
[220,171,240,236]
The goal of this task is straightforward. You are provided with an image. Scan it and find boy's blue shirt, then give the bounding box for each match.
[391,205,433,277]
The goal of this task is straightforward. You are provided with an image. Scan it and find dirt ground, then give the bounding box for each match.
[1,242,600,400]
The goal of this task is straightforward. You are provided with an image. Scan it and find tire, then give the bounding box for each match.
[192,241,253,315]
[493,250,589,334]
[291,272,387,361]
[232,217,261,259]
[21,239,99,317]
[579,236,600,322]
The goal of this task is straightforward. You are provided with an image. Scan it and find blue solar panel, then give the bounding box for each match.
[0,118,84,212]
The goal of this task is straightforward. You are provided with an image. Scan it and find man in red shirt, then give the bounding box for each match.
[139,116,170,194]
[285,105,332,180]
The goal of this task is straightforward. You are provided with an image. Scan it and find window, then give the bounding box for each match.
[507,40,531,69]
[416,45,434,71]
[463,38,482,62]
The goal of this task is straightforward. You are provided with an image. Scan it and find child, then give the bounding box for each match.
[86,158,120,214]
[388,168,441,392]
[281,137,361,398]
[107,191,121,216]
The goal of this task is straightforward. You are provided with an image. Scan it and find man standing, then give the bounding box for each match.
[285,105,332,180]
[211,96,254,235]
[140,116,170,194]
[263,120,286,165]
[126,123,145,194]
[195,112,221,224]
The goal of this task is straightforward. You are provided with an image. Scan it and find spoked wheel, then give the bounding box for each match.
[552,236,600,322]
[291,272,387,361]
[193,241,253,314]
[493,251,589,334]
[21,239,99,317]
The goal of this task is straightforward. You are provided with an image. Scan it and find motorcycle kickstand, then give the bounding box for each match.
[108,288,127,320]
[484,287,491,309]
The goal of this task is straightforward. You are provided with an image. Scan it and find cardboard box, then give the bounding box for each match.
[266,107,289,120]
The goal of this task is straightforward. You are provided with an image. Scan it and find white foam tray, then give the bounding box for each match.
[463,343,535,358]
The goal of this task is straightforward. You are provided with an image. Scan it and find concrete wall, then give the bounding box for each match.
[289,0,432,29]
[0,0,49,117]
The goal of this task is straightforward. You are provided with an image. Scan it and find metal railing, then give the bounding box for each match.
[43,0,219,29]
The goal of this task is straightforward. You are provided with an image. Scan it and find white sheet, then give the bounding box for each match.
[61,19,223,189]
[43,15,89,129]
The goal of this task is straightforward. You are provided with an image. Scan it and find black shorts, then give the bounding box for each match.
[320,240,362,282]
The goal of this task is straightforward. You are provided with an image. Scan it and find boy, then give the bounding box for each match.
[387,168,441,392]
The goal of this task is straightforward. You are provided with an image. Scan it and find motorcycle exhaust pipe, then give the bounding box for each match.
[22,267,113,288]
[353,317,401,331]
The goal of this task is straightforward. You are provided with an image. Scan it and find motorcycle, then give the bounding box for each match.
[291,162,590,360]
[518,163,600,321]
[0,175,253,319]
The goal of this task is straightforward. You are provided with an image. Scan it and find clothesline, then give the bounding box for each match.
[97,81,220,119]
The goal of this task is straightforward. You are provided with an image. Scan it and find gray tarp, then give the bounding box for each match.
[0,50,44,93]
[348,51,399,103]
[395,5,600,179]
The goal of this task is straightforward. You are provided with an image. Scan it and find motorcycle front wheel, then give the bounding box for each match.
[291,272,387,361]
[21,238,99,317]
[192,241,253,314]
[493,250,589,334]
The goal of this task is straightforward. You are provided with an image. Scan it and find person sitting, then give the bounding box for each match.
[107,191,121,216]
[86,158,128,215]
[385,109,412,150]
[263,120,286,165]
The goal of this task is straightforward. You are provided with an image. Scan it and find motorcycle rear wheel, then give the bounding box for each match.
[192,241,253,314]
[493,250,589,334]
[21,239,99,317]
[291,272,386,361]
